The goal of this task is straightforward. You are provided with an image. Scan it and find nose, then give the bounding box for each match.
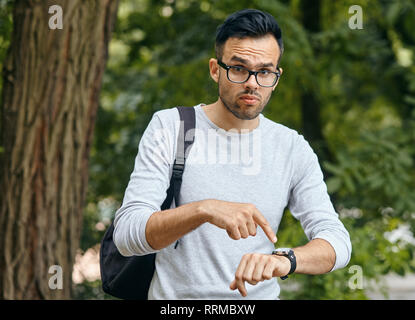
[243,73,259,91]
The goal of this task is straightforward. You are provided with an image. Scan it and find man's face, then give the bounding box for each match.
[213,34,281,121]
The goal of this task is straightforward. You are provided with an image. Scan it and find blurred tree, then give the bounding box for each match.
[0,0,119,299]
[298,0,334,164]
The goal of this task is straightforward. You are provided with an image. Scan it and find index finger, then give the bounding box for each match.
[252,209,277,243]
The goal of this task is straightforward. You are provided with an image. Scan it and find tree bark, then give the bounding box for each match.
[0,0,118,299]
[299,0,334,164]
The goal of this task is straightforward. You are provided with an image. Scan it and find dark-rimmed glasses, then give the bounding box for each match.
[217,59,280,87]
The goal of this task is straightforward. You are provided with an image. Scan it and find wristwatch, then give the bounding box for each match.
[272,248,297,280]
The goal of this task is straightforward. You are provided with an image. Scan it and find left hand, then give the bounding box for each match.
[230,253,291,297]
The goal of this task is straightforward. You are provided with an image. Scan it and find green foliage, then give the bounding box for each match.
[79,200,106,252]
[0,0,13,144]
[73,280,117,300]
[277,210,415,299]
[0,0,13,69]
[324,124,415,216]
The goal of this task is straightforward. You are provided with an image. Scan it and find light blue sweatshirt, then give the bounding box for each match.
[113,103,352,299]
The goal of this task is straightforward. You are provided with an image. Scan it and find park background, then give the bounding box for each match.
[0,0,414,299]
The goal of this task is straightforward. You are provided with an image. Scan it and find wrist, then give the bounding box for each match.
[272,248,297,279]
[195,199,212,224]
[271,255,291,277]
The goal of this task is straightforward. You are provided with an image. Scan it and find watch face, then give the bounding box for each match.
[273,248,291,255]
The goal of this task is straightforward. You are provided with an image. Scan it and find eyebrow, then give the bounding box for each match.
[229,55,275,69]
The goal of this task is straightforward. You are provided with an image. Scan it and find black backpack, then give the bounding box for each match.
[99,106,196,300]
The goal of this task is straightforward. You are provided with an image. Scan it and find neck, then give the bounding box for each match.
[202,99,260,133]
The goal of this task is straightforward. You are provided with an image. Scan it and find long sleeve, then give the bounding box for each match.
[113,111,176,257]
[288,134,352,271]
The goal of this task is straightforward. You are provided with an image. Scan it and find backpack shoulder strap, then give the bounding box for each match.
[160,106,196,210]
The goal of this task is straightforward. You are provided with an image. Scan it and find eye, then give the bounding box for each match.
[233,66,244,72]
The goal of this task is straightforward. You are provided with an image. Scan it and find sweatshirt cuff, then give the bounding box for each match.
[313,232,351,272]
[138,209,161,255]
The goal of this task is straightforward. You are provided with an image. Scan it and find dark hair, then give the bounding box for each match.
[215,9,284,66]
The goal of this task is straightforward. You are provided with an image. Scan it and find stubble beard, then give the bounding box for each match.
[217,73,274,121]
[219,87,272,121]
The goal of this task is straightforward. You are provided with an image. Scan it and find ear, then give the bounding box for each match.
[272,67,283,91]
[209,58,220,83]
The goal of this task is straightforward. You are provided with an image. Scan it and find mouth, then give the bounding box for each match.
[239,95,259,105]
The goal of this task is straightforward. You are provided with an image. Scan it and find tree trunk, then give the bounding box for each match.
[299,0,334,164]
[0,0,118,299]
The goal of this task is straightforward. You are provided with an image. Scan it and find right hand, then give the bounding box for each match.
[199,199,277,243]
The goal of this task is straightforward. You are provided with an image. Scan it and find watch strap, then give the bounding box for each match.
[272,249,296,280]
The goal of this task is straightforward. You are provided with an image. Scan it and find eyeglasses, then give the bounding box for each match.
[217,59,280,87]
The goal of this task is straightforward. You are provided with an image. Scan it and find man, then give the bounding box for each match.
[113,9,351,299]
